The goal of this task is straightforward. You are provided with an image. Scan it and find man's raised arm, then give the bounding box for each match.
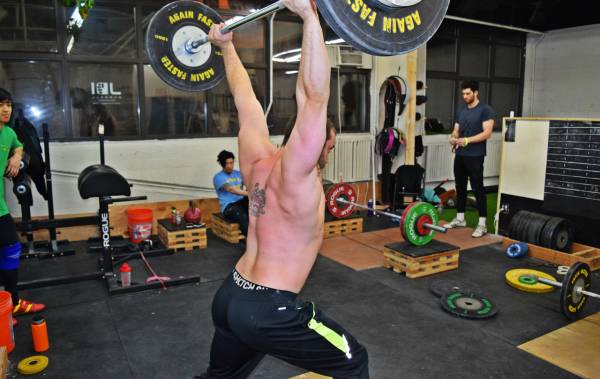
[208,24,273,175]
[281,0,331,177]
[209,25,264,122]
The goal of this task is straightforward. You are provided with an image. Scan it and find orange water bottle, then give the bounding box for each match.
[120,263,132,287]
[31,315,49,352]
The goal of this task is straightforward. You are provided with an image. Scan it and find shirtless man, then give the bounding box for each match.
[199,1,369,378]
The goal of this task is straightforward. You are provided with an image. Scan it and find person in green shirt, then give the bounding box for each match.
[0,88,45,326]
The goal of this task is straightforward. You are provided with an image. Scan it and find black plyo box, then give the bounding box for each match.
[385,240,459,258]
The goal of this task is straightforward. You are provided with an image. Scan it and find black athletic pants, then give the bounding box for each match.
[0,214,20,305]
[223,198,249,237]
[453,155,487,217]
[203,270,369,379]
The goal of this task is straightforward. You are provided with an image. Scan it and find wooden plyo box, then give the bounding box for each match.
[157,219,207,252]
[211,213,245,244]
[383,240,460,279]
[323,216,363,239]
[502,238,600,271]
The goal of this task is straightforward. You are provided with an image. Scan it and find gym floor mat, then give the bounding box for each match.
[519,312,600,379]
[319,235,383,270]
[319,223,502,271]
[12,217,596,378]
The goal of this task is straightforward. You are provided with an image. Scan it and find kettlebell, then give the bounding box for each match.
[184,201,202,224]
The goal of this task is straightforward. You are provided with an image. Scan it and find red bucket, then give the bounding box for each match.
[0,291,15,353]
[127,208,153,243]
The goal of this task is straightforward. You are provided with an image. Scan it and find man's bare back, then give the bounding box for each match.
[235,151,326,293]
[208,0,333,294]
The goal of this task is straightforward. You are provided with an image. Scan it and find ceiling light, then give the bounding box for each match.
[326,38,345,45]
[272,48,301,63]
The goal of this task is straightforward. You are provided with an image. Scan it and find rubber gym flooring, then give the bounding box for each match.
[10,212,600,378]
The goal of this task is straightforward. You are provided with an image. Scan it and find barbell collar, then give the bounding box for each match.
[191,1,285,49]
[423,223,447,234]
[537,276,600,299]
[336,198,447,234]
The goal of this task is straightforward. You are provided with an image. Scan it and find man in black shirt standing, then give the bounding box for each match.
[446,81,494,237]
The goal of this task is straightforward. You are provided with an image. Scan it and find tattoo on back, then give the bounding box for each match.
[249,183,266,217]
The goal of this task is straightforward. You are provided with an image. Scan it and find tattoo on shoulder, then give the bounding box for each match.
[249,183,266,217]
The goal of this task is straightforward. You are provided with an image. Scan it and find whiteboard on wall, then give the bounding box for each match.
[499,119,550,200]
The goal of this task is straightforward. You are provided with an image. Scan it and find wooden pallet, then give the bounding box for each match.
[211,213,245,244]
[289,373,331,379]
[158,223,207,252]
[383,243,460,279]
[0,346,6,379]
[109,198,220,237]
[502,238,600,271]
[323,217,363,239]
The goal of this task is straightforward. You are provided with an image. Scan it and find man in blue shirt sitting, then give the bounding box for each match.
[213,150,249,237]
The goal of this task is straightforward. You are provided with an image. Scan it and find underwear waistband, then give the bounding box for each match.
[229,269,297,300]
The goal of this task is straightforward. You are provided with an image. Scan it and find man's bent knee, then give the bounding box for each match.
[346,345,369,379]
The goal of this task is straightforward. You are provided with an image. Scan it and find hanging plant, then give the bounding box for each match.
[62,0,95,19]
[78,0,95,20]
[64,0,94,41]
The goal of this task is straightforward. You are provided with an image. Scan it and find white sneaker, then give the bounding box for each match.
[472,224,487,238]
[445,218,467,229]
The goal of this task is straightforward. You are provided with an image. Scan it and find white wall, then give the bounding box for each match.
[5,138,243,217]
[5,44,499,218]
[523,24,600,117]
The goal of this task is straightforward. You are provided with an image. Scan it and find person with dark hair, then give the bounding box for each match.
[197,1,367,378]
[0,88,45,326]
[213,150,249,236]
[446,80,494,238]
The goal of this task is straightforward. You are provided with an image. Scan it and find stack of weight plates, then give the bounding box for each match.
[508,210,573,252]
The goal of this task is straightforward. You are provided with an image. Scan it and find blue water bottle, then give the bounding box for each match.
[367,199,374,216]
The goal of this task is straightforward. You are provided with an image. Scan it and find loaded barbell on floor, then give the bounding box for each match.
[335,198,446,234]
[325,183,447,246]
[146,0,450,91]
[506,262,599,319]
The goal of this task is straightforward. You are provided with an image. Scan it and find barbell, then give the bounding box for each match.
[506,262,598,319]
[145,0,450,91]
[325,183,447,246]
